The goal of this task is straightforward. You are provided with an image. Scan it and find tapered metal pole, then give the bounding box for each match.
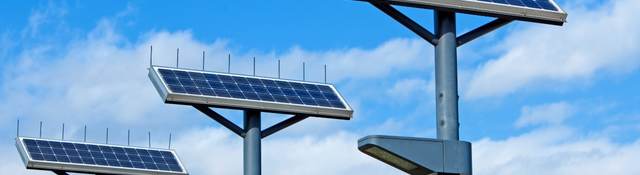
[435,11,469,175]
[244,110,261,175]
[434,11,459,141]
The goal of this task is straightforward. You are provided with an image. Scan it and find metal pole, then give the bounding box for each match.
[106,128,109,144]
[176,48,180,68]
[128,129,131,146]
[253,57,256,76]
[203,51,206,71]
[16,119,19,137]
[434,11,460,141]
[150,45,153,67]
[277,59,281,79]
[62,123,65,140]
[324,64,327,83]
[244,110,261,175]
[228,54,231,73]
[39,121,42,138]
[84,125,87,142]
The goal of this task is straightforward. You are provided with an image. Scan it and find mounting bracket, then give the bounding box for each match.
[192,105,309,175]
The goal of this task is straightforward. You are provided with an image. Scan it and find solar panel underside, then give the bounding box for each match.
[366,0,567,25]
[149,66,353,119]
[475,0,557,11]
[16,137,187,175]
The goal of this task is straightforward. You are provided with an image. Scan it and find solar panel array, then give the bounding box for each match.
[157,68,347,109]
[21,138,184,174]
[475,0,558,11]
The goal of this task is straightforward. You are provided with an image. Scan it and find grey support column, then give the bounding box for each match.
[244,110,261,175]
[434,11,460,141]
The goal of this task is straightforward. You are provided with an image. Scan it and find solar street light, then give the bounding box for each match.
[148,65,353,175]
[355,0,567,174]
[15,137,188,175]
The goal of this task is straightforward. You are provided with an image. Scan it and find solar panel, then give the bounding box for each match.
[148,66,353,119]
[15,137,188,175]
[362,0,567,25]
[476,0,558,11]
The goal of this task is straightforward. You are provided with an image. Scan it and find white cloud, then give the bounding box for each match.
[515,102,574,128]
[0,148,49,175]
[386,78,433,100]
[279,38,432,82]
[465,0,640,99]
[474,126,640,175]
[3,1,640,174]
[0,11,431,174]
[173,127,402,175]
[476,100,640,175]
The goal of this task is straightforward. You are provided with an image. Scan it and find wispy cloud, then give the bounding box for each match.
[0,11,432,174]
[386,78,433,101]
[22,1,68,38]
[515,102,574,128]
[475,125,640,175]
[465,0,640,99]
[173,127,402,175]
[2,0,640,174]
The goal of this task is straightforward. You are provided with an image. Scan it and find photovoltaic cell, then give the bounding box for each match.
[18,138,186,174]
[475,0,558,11]
[156,68,348,109]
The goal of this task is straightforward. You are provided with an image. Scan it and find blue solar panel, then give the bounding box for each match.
[19,138,186,174]
[157,68,348,109]
[475,0,558,11]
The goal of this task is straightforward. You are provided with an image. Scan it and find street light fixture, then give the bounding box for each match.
[359,135,471,175]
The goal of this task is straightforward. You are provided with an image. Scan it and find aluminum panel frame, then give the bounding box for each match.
[148,66,354,120]
[362,0,567,25]
[15,137,189,175]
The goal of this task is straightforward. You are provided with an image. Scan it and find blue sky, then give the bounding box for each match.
[1,0,640,174]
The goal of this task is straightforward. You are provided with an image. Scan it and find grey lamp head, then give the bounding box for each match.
[358,135,472,175]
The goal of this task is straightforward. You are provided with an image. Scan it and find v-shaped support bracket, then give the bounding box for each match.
[368,1,513,47]
[193,105,309,139]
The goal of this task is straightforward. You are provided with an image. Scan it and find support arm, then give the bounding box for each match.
[457,18,512,47]
[261,115,309,138]
[369,2,438,45]
[193,105,245,137]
